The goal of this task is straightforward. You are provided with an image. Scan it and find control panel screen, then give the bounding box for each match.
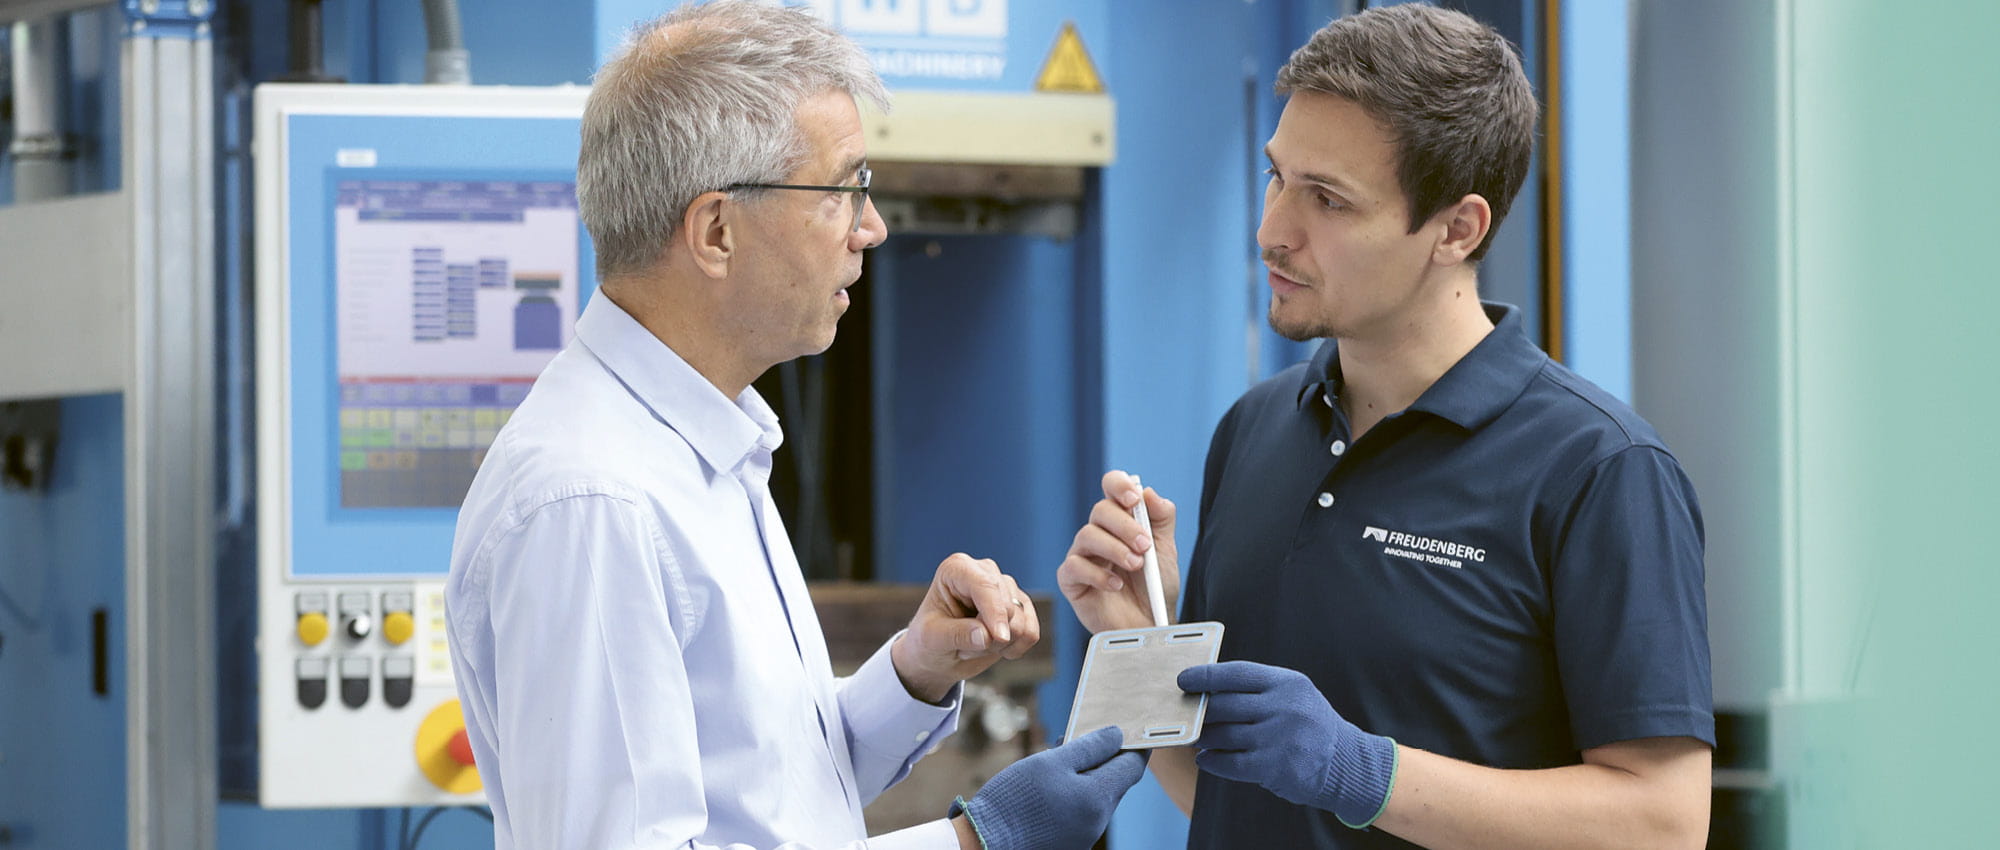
[333,178,579,508]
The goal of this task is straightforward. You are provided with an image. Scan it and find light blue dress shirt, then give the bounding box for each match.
[447,295,962,850]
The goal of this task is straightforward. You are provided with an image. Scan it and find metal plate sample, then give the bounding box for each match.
[1063,621,1224,749]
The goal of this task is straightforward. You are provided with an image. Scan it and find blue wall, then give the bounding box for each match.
[1558,0,1632,400]
[0,395,127,849]
[1096,0,1267,844]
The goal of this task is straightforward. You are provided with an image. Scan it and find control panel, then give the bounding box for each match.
[260,580,472,806]
[253,84,591,808]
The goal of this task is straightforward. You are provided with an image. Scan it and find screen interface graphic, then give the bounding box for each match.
[334,178,579,508]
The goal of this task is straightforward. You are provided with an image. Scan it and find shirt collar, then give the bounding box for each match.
[574,294,783,474]
[1294,302,1547,432]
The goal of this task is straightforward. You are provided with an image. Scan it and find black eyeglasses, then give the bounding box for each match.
[726,166,872,232]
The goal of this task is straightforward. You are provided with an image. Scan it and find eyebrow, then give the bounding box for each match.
[1265,144,1361,198]
[832,154,868,185]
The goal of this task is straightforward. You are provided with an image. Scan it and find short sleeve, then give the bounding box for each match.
[1550,446,1715,751]
[1183,397,1246,623]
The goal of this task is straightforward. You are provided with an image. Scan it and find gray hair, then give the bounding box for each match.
[578,0,889,279]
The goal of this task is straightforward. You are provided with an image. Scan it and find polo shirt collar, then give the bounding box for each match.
[1294,302,1546,432]
[574,294,783,474]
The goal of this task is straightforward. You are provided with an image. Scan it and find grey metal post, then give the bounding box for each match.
[121,17,217,850]
[8,17,71,198]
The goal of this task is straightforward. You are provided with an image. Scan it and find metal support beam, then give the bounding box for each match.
[121,23,216,850]
[0,0,108,26]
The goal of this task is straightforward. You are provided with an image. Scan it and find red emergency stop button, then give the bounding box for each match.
[415,699,483,793]
[448,728,476,767]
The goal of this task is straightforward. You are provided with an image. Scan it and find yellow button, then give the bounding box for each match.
[383,611,415,646]
[296,612,330,647]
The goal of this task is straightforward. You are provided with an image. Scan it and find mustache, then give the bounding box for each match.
[1261,249,1311,286]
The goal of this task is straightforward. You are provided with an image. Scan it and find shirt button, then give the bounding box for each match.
[1330,440,1347,456]
[1322,392,1334,408]
[914,731,929,744]
[1317,492,1334,508]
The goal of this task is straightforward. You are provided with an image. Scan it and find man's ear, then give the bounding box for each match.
[1432,193,1493,267]
[681,190,735,279]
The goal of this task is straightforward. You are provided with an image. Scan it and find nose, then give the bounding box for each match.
[1255,185,1295,256]
[850,195,888,250]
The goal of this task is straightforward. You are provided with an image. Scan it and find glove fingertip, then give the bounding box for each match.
[1109,751,1148,786]
[1056,725,1124,767]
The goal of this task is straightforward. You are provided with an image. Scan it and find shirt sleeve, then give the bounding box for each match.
[1184,397,1247,623]
[1549,446,1716,751]
[479,494,954,850]
[837,633,962,803]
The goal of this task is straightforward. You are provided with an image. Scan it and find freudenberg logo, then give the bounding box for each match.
[1361,526,1485,569]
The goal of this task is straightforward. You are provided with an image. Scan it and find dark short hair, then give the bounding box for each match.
[1276,4,1537,261]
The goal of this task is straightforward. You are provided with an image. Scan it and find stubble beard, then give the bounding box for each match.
[1268,294,1335,342]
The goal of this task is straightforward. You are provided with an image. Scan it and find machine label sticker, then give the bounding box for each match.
[1362,526,1487,569]
[805,0,1011,82]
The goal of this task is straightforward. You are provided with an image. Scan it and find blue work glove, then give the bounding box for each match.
[1179,661,1398,829]
[949,726,1146,850]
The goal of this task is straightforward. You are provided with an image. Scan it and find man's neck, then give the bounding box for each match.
[602,277,762,400]
[1335,289,1495,439]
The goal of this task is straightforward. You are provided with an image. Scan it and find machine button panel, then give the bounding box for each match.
[339,656,372,708]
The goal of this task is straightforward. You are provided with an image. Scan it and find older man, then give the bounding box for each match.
[446,4,1142,849]
[1061,6,1713,849]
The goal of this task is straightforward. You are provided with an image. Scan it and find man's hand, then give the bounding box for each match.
[953,726,1147,850]
[1057,470,1180,633]
[1179,661,1398,829]
[891,553,1040,703]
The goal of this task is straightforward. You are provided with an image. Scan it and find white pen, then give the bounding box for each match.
[1129,474,1171,628]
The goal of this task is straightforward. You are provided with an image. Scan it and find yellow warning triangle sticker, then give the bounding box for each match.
[1035,21,1105,94]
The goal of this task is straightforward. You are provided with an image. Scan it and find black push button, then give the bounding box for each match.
[299,678,328,709]
[383,676,412,708]
[338,656,372,708]
[340,675,370,708]
[296,657,330,709]
[382,655,415,708]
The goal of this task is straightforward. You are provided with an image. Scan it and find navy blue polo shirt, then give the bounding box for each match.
[1182,303,1712,849]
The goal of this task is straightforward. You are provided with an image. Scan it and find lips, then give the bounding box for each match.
[1268,270,1306,295]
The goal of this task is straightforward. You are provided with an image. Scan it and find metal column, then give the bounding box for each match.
[121,3,217,848]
